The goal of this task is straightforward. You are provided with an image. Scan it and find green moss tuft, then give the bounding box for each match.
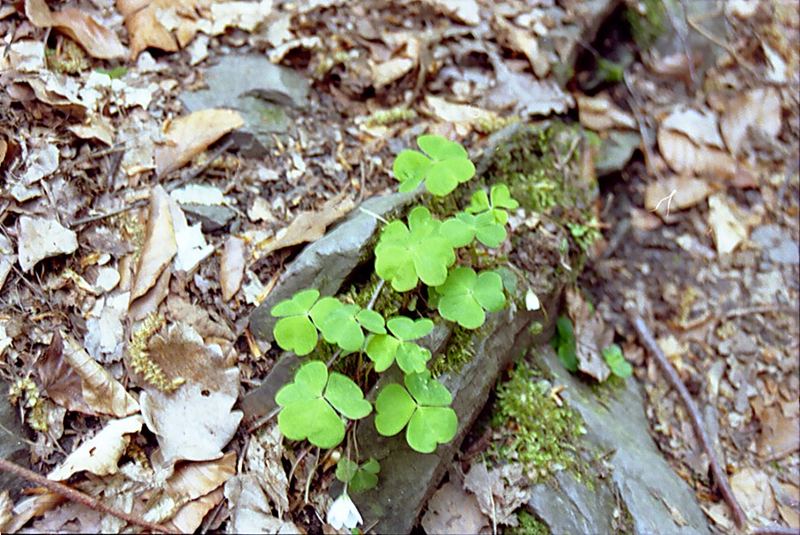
[625,0,667,50]
[507,510,550,535]
[491,360,586,482]
[430,324,475,377]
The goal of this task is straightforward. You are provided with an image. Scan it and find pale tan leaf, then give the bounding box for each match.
[48,415,143,480]
[371,57,415,88]
[62,334,140,417]
[220,237,246,301]
[730,468,776,520]
[224,475,301,533]
[644,176,711,215]
[757,406,800,461]
[657,128,739,180]
[17,216,78,273]
[167,452,237,501]
[661,107,725,148]
[0,491,11,532]
[776,482,800,528]
[37,332,96,415]
[130,186,176,303]
[117,0,179,59]
[25,0,126,60]
[140,323,242,466]
[155,109,244,176]
[128,265,172,321]
[707,194,748,255]
[493,15,549,78]
[577,93,637,131]
[209,0,273,34]
[5,492,64,533]
[255,194,355,258]
[168,198,214,274]
[422,482,488,534]
[425,95,496,136]
[167,488,224,533]
[720,87,782,155]
[244,423,289,517]
[422,0,480,25]
[165,295,236,343]
[68,115,115,146]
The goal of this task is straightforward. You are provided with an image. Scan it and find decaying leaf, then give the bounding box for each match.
[657,128,740,181]
[169,197,214,274]
[566,288,612,382]
[486,54,574,116]
[4,492,64,533]
[68,115,115,146]
[37,332,94,415]
[577,93,637,131]
[255,194,355,258]
[140,323,242,466]
[130,186,177,304]
[372,57,415,88]
[25,0,127,60]
[244,422,290,517]
[757,406,800,461]
[425,95,497,136]
[220,236,246,301]
[463,462,530,526]
[17,216,78,272]
[85,292,129,363]
[493,15,549,78]
[62,334,139,417]
[707,194,748,255]
[168,488,225,533]
[224,475,300,534]
[720,87,782,156]
[117,0,182,59]
[155,109,244,176]
[423,0,480,25]
[422,481,489,534]
[166,295,236,345]
[48,415,143,480]
[644,176,711,215]
[730,467,776,520]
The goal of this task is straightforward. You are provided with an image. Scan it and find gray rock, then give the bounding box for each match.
[180,55,311,157]
[751,225,800,265]
[527,347,710,535]
[181,203,237,232]
[595,130,642,176]
[1,380,30,493]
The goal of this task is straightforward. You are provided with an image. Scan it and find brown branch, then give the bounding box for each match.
[0,458,179,534]
[631,315,747,529]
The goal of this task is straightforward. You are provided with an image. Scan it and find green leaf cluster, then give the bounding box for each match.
[452,184,518,247]
[335,457,380,492]
[366,316,433,373]
[374,371,457,453]
[551,315,578,372]
[434,267,506,329]
[602,344,632,378]
[374,206,470,292]
[276,361,371,448]
[271,290,386,355]
[392,135,475,196]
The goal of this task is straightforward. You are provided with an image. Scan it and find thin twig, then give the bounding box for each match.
[366,279,385,310]
[303,448,320,505]
[162,137,235,190]
[0,458,179,534]
[752,526,800,535]
[245,405,281,434]
[631,315,747,529]
[70,200,147,228]
[357,206,388,224]
[686,16,759,79]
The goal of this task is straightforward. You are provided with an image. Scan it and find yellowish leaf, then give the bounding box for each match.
[644,176,711,215]
[577,93,637,131]
[130,186,176,304]
[220,237,246,301]
[707,194,748,255]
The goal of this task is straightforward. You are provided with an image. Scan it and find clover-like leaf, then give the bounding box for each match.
[552,316,578,373]
[490,184,519,210]
[374,372,457,453]
[391,135,475,196]
[602,344,632,379]
[455,212,506,248]
[276,361,371,449]
[308,298,386,352]
[375,207,458,292]
[466,189,490,214]
[271,289,321,355]
[365,316,433,373]
[435,267,506,329]
[356,309,386,334]
[336,458,380,493]
[465,184,519,226]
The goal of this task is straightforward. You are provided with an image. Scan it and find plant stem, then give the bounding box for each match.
[0,458,179,534]
[631,315,747,529]
[366,279,386,310]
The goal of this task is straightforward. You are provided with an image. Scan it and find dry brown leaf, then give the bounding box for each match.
[493,15,549,78]
[244,422,289,517]
[165,295,235,344]
[140,323,242,466]
[730,467,776,520]
[0,491,11,532]
[155,109,244,176]
[167,452,237,501]
[168,197,213,274]
[775,482,800,528]
[48,415,143,480]
[220,236,246,301]
[117,0,181,59]
[644,176,711,215]
[17,216,78,272]
[68,115,115,146]
[62,334,139,417]
[255,194,355,258]
[423,0,480,25]
[130,186,176,304]
[707,194,748,255]
[577,93,637,131]
[37,332,96,415]
[662,107,725,148]
[224,475,300,533]
[657,128,740,180]
[4,492,64,533]
[422,482,489,534]
[25,0,126,60]
[168,488,224,533]
[757,405,800,460]
[371,57,415,88]
[425,95,496,136]
[720,87,782,156]
[463,462,529,526]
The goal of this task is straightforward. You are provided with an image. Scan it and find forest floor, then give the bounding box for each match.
[0,0,798,533]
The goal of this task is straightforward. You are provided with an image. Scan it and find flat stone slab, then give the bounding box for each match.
[180,54,311,157]
[526,347,710,535]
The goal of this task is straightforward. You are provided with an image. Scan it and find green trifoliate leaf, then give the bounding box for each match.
[395,342,431,374]
[366,316,433,373]
[271,289,322,355]
[455,212,506,248]
[407,406,458,454]
[435,267,506,329]
[275,361,371,449]
[365,334,401,372]
[387,316,434,341]
[404,371,452,406]
[490,184,519,210]
[466,189,490,213]
[441,217,475,248]
[374,383,416,436]
[391,135,475,196]
[356,309,386,334]
[602,344,632,379]
[335,458,380,492]
[335,458,358,483]
[466,184,518,226]
[375,207,457,291]
[313,301,365,352]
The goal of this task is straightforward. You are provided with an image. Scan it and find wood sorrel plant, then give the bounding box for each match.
[270,135,518,485]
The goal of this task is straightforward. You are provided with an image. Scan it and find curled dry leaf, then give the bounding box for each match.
[155,109,244,176]
[757,405,799,461]
[372,57,415,88]
[17,216,78,272]
[425,95,497,136]
[37,332,95,415]
[255,193,355,258]
[730,467,776,520]
[422,481,488,534]
[720,87,782,156]
[577,93,637,131]
[116,0,180,59]
[168,197,214,274]
[25,0,127,59]
[657,128,740,181]
[3,492,64,533]
[48,415,144,480]
[68,114,115,146]
[423,0,480,25]
[140,323,243,466]
[464,462,530,526]
[493,15,549,78]
[130,185,176,305]
[168,488,224,533]
[244,422,289,517]
[644,176,711,215]
[62,334,140,417]
[224,475,300,534]
[707,194,748,255]
[220,236,246,301]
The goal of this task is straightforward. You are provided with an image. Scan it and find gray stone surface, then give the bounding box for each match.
[180,55,311,157]
[527,347,710,535]
[751,225,800,265]
[1,380,30,493]
[181,203,237,232]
